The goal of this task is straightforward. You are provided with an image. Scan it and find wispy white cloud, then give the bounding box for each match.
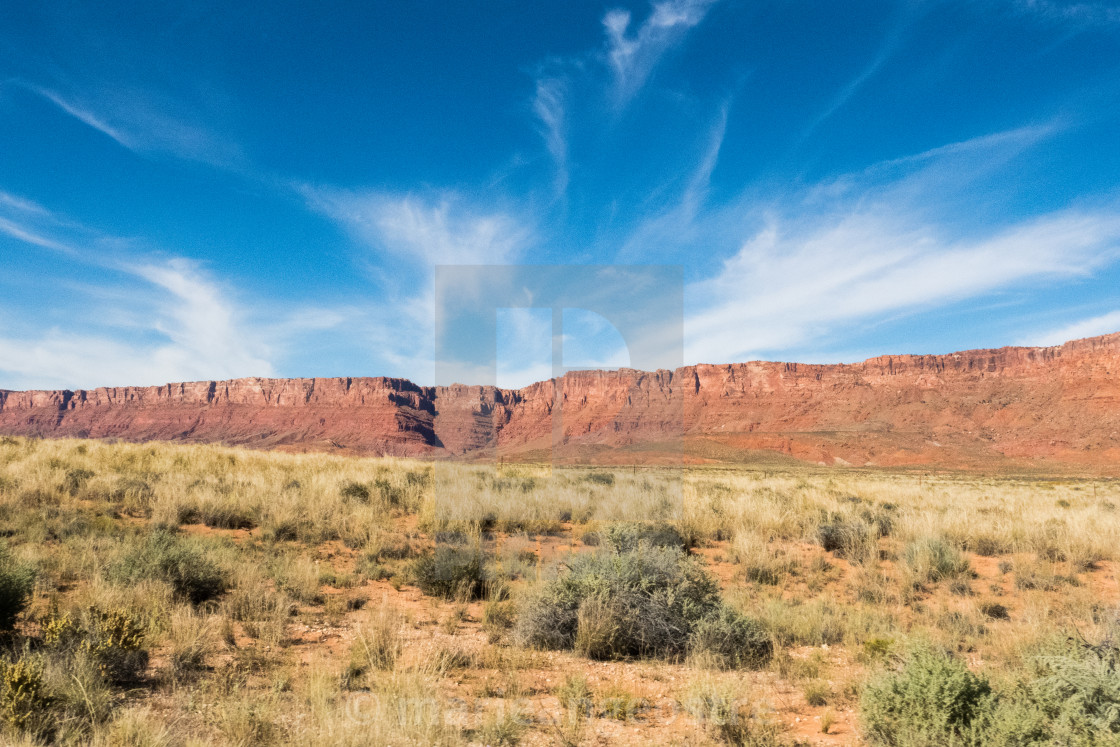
[803,39,899,138]
[533,77,569,197]
[32,86,132,148]
[683,101,728,210]
[0,216,77,256]
[617,102,728,260]
[685,207,1120,364]
[24,83,243,168]
[302,188,532,266]
[667,118,1120,364]
[1012,0,1120,27]
[1019,310,1120,347]
[0,258,272,390]
[0,191,50,216]
[801,8,919,139]
[0,195,274,389]
[840,123,1059,184]
[130,259,272,380]
[602,0,719,106]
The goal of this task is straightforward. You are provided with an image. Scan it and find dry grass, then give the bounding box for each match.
[0,435,1118,744]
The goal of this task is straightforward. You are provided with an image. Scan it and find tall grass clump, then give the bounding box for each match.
[345,599,403,690]
[903,536,971,588]
[816,515,876,564]
[110,529,228,605]
[731,532,799,585]
[689,605,772,670]
[410,545,488,600]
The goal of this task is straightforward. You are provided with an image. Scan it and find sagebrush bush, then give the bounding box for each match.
[0,544,34,633]
[111,530,228,605]
[861,646,994,746]
[601,521,686,553]
[1018,632,1120,742]
[410,545,487,600]
[517,544,719,658]
[862,634,1120,745]
[518,543,766,664]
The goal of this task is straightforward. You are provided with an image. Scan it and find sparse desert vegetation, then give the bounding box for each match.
[1,435,1119,744]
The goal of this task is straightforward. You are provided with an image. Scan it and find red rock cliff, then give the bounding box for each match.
[1,333,1118,471]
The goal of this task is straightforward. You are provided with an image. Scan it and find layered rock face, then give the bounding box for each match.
[1,333,1118,471]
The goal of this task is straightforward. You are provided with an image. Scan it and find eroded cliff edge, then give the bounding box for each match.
[1,333,1118,471]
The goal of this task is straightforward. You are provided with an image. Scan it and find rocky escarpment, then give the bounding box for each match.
[1,333,1118,471]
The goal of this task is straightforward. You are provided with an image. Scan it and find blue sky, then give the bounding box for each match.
[1,0,1120,390]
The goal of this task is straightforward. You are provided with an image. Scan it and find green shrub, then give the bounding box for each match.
[0,544,34,633]
[863,637,894,661]
[601,521,686,553]
[516,545,725,660]
[861,647,994,746]
[688,605,772,669]
[111,530,228,605]
[410,546,487,600]
[1019,634,1120,742]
